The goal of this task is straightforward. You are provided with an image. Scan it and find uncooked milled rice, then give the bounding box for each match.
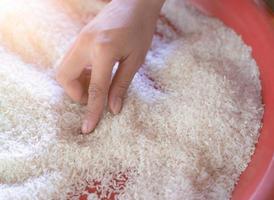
[0,0,263,200]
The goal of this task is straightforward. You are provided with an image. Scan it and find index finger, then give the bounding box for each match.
[81,56,116,134]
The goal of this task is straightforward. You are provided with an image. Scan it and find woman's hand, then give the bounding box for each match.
[56,0,165,134]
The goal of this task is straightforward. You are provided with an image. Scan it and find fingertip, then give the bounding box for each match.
[80,93,88,105]
[81,120,89,134]
[109,96,122,115]
[81,118,97,134]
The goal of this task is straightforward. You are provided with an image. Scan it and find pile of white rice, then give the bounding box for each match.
[0,0,263,199]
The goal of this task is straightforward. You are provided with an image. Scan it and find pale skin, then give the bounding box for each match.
[56,0,166,134]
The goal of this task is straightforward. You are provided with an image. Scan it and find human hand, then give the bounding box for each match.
[56,0,165,134]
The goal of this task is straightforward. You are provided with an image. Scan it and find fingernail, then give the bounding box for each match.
[112,97,122,115]
[81,119,94,134]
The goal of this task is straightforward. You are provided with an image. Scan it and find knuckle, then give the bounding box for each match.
[93,32,113,54]
[117,80,130,91]
[111,80,131,97]
[71,94,82,103]
[78,31,92,45]
[55,70,66,85]
[138,55,146,66]
[80,28,117,58]
[88,83,106,101]
[140,58,145,65]
[85,108,99,119]
[129,54,145,69]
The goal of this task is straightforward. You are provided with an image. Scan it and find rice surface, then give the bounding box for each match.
[0,0,263,199]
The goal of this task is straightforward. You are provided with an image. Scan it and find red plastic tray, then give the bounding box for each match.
[79,1,274,199]
[188,0,274,199]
